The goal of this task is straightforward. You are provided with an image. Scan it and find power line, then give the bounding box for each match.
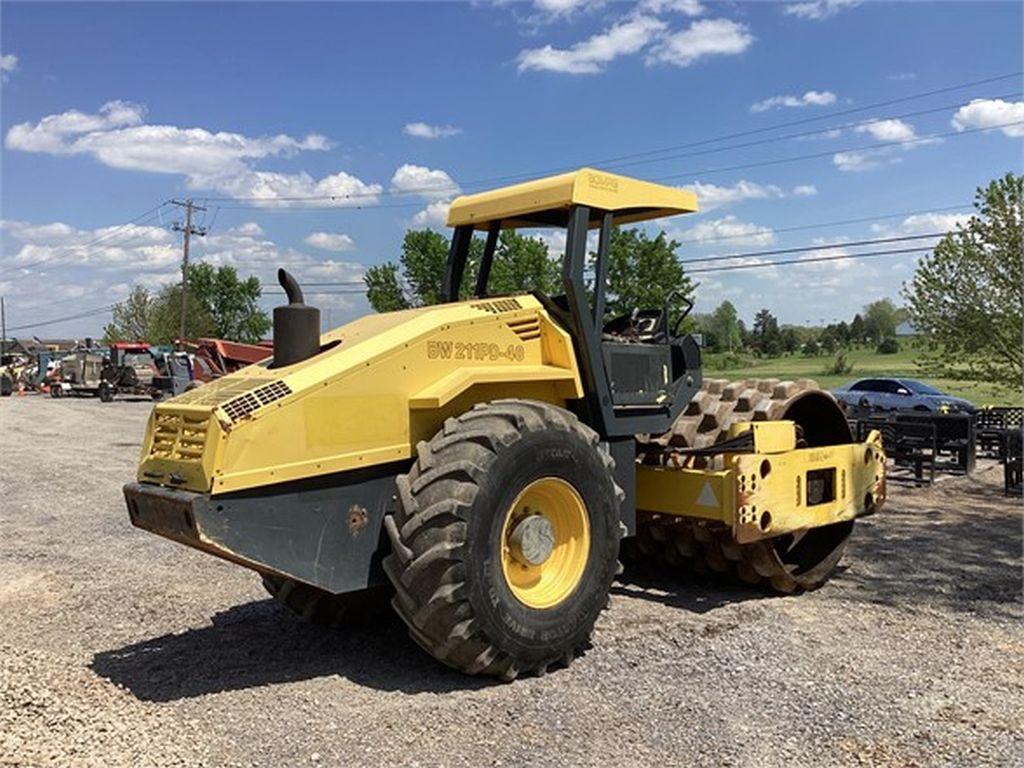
[679,231,947,266]
[197,71,1022,203]
[688,246,935,274]
[652,119,1024,183]
[6,303,116,332]
[0,201,173,277]
[203,118,1021,215]
[498,71,1023,179]
[671,203,971,245]
[600,91,1021,173]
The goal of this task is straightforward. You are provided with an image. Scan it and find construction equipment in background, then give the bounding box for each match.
[183,337,273,382]
[49,350,107,399]
[124,168,886,680]
[98,342,164,402]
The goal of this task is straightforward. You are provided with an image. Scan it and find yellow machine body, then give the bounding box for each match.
[127,166,885,608]
[636,422,887,544]
[137,295,581,495]
[447,167,699,230]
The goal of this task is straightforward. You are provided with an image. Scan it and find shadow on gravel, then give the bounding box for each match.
[834,471,1022,620]
[612,563,772,613]
[91,599,489,702]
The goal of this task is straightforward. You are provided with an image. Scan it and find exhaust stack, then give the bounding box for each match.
[273,269,320,368]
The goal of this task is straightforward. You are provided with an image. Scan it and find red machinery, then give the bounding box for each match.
[184,338,272,382]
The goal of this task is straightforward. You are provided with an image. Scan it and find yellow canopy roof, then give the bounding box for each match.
[446,168,699,230]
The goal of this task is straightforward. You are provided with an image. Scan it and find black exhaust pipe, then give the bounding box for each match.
[273,269,320,368]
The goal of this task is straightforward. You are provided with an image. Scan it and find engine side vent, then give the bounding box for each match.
[506,317,542,341]
[221,380,292,423]
[149,411,209,461]
[470,298,522,314]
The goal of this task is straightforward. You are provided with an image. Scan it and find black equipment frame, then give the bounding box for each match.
[441,205,702,438]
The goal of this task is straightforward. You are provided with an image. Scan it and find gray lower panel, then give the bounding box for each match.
[124,468,399,595]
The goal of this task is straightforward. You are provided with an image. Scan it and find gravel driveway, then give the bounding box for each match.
[2,395,1021,767]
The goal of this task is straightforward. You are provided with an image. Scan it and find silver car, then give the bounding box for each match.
[833,377,976,414]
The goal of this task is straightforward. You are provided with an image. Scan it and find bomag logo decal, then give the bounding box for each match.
[427,340,526,362]
[587,172,619,192]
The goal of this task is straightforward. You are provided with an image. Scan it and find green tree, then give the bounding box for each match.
[752,308,781,355]
[709,300,741,352]
[398,229,452,307]
[781,326,800,355]
[146,284,216,344]
[849,313,866,345]
[490,230,561,295]
[103,286,154,343]
[364,262,410,312]
[187,263,271,343]
[605,228,694,327]
[905,172,1023,389]
[862,298,899,343]
[365,229,489,312]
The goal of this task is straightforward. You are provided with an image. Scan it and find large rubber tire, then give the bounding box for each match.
[635,378,855,594]
[261,575,392,628]
[383,399,624,680]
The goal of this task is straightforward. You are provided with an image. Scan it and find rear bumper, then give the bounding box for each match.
[124,470,398,594]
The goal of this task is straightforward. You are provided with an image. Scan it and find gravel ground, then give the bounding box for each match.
[1,395,1022,767]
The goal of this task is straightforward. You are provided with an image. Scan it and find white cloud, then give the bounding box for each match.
[855,118,917,142]
[832,150,885,172]
[678,215,775,246]
[1,218,178,271]
[870,212,973,237]
[793,184,818,197]
[2,101,383,203]
[951,99,1024,138]
[0,219,373,335]
[689,179,784,211]
[1,53,18,82]
[639,0,704,15]
[403,122,462,140]
[834,118,939,172]
[233,222,264,237]
[304,232,356,252]
[517,15,667,75]
[887,72,916,81]
[782,1,862,21]
[647,18,753,68]
[5,100,146,153]
[531,0,590,17]
[390,164,460,200]
[411,200,452,228]
[750,90,836,113]
[213,169,382,206]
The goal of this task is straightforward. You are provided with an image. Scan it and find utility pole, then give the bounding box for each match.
[1,296,6,359]
[171,199,207,344]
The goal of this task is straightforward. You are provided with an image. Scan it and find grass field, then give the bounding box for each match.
[704,340,1021,407]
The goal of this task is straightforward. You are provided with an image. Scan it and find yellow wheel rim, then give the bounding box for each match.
[500,477,590,610]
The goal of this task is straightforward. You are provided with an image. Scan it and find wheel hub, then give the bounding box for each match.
[500,477,590,610]
[508,514,555,566]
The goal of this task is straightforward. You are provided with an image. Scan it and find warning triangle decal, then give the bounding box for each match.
[696,481,719,508]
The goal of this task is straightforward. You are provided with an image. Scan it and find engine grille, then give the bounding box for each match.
[221,380,293,423]
[506,317,542,341]
[169,375,292,423]
[149,411,209,461]
[470,298,522,314]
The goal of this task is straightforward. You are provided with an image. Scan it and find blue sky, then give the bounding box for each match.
[1,0,1021,338]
